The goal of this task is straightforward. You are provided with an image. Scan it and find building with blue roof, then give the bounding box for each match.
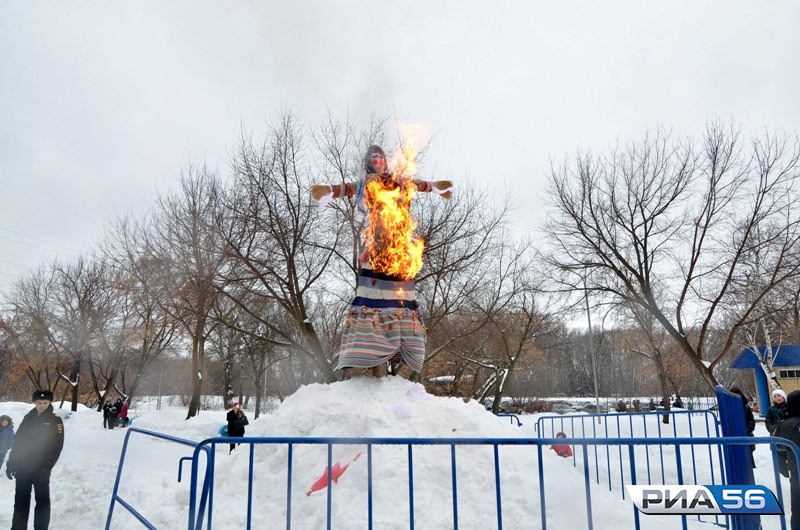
[730,345,800,416]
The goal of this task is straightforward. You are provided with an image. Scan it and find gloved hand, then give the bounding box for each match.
[6,467,14,480]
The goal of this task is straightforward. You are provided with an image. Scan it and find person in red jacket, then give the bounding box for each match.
[551,432,573,458]
[119,400,130,427]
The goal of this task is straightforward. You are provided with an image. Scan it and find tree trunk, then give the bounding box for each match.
[186,334,205,419]
[69,357,81,412]
[654,353,672,424]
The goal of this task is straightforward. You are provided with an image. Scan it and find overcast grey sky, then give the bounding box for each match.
[1,1,799,294]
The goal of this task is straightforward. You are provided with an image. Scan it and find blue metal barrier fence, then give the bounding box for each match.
[535,410,725,501]
[106,432,800,530]
[105,427,214,530]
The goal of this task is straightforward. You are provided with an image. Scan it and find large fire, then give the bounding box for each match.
[364,126,427,280]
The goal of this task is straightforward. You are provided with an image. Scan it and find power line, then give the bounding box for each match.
[0,233,78,257]
[0,225,79,252]
[0,259,28,268]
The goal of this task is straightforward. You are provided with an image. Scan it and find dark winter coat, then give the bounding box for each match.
[226,409,248,437]
[0,423,14,456]
[774,391,800,475]
[766,402,788,435]
[745,405,756,435]
[6,405,64,476]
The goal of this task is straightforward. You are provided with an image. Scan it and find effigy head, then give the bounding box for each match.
[364,145,387,175]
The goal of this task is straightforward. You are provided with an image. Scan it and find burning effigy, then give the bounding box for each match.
[311,138,452,376]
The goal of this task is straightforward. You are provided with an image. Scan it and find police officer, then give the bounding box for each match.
[6,389,64,530]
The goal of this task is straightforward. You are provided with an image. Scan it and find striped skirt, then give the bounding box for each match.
[337,307,426,373]
[336,263,426,372]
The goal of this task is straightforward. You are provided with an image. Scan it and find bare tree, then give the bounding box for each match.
[217,112,342,382]
[444,234,548,411]
[0,307,60,400]
[545,123,800,390]
[110,168,228,418]
[8,258,116,410]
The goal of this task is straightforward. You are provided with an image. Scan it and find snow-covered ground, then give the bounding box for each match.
[0,378,788,529]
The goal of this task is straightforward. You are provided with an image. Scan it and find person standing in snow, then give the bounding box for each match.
[226,401,248,454]
[107,398,120,430]
[550,432,573,458]
[0,415,15,471]
[6,389,64,530]
[766,389,788,435]
[119,399,130,428]
[773,390,800,530]
[102,401,108,428]
[729,386,756,468]
[310,145,453,378]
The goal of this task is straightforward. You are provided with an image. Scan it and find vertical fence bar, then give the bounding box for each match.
[188,446,198,530]
[657,419,666,484]
[588,416,600,487]
[643,416,652,485]
[367,444,373,530]
[582,443,594,530]
[615,415,624,493]
[771,448,787,530]
[247,443,254,529]
[408,444,415,530]
[286,443,293,530]
[326,444,333,530]
[450,444,459,530]
[674,442,688,530]
[493,443,503,530]
[687,416,699,486]
[105,428,133,530]
[628,444,641,530]
[207,447,214,530]
[604,415,611,491]
[537,444,547,530]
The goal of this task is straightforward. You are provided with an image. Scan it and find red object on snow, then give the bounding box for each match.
[551,443,573,458]
[306,452,362,495]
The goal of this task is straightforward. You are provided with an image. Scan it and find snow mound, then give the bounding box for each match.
[252,376,524,439]
[200,377,643,529]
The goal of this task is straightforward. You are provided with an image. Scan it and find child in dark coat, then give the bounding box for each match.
[766,389,788,435]
[0,415,14,471]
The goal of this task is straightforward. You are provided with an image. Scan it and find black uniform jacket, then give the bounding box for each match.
[7,405,64,474]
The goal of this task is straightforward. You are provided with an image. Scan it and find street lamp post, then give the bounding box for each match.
[583,276,601,424]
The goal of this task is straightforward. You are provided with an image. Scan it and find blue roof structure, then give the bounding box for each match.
[730,345,800,369]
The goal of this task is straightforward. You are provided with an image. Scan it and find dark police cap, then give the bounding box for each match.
[32,390,53,402]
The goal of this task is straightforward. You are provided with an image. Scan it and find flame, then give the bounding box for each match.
[364,124,428,280]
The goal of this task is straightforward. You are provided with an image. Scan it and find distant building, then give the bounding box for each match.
[730,345,800,417]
